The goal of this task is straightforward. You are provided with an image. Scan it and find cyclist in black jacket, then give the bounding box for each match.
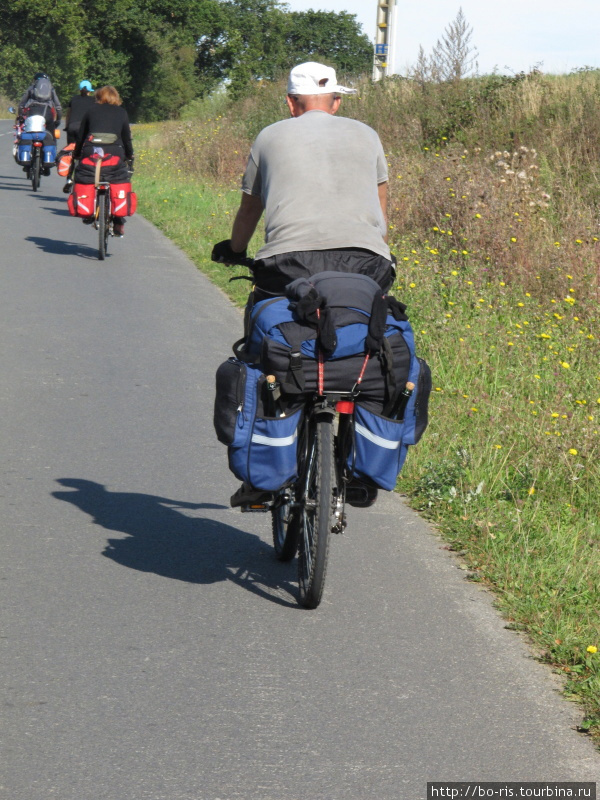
[73,85,134,237]
[64,80,96,144]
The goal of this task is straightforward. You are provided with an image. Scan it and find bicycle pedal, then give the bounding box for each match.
[332,515,347,534]
[240,502,270,513]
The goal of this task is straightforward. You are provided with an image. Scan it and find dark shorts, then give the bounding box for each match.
[252,248,395,295]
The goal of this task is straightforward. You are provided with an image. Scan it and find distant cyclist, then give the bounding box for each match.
[64,80,96,144]
[18,72,62,126]
[17,75,61,176]
[73,85,134,237]
[213,61,394,295]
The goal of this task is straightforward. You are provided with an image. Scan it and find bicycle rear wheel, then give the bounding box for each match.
[31,150,40,192]
[297,417,335,608]
[98,191,109,260]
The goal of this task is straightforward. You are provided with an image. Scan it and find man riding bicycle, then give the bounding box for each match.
[213,61,395,295]
[213,61,395,509]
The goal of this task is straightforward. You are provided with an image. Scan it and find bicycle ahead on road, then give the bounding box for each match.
[270,378,360,608]
[9,106,47,192]
[213,254,429,609]
[25,134,44,192]
[67,158,115,260]
[94,177,112,261]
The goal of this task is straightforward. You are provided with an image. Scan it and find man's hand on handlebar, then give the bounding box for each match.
[211,239,253,267]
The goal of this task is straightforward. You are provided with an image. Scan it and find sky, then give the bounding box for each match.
[281,0,600,76]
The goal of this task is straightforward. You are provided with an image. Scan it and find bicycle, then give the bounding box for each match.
[214,253,381,609]
[9,106,43,192]
[68,158,113,260]
[27,138,43,192]
[272,387,359,608]
[94,179,112,260]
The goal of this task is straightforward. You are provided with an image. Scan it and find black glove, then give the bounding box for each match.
[127,157,134,173]
[211,239,248,264]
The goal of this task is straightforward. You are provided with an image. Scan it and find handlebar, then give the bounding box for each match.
[211,239,255,270]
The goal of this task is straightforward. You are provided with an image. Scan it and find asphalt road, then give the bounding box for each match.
[0,120,598,799]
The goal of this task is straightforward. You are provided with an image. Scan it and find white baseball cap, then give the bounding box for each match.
[287,62,357,96]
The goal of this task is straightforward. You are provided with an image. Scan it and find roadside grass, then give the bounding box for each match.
[132,103,600,740]
[1,93,15,118]
[391,242,599,731]
[133,124,257,307]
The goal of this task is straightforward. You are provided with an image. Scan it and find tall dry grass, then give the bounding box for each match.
[164,70,600,310]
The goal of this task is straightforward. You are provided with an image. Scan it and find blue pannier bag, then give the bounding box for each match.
[214,358,303,491]
[17,131,47,165]
[350,357,431,490]
[17,142,32,163]
[241,272,414,407]
[43,144,57,164]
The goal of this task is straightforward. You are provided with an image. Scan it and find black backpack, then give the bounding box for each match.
[32,77,52,102]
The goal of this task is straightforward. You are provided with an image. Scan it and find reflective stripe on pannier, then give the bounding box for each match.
[109,182,137,216]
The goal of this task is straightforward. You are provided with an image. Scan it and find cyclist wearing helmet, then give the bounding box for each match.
[18,72,62,123]
[64,80,96,144]
[16,72,62,176]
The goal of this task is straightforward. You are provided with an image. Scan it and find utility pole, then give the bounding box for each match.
[373,0,397,81]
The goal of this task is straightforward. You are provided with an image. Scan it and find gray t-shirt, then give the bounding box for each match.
[242,110,390,260]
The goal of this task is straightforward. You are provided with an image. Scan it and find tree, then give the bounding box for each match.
[0,0,88,101]
[412,7,478,83]
[284,11,372,77]
[196,0,290,98]
[0,0,375,118]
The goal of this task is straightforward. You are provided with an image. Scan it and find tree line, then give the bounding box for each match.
[0,0,372,120]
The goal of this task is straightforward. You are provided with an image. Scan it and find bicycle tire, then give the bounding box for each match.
[98,191,109,260]
[271,496,299,562]
[297,417,334,608]
[31,150,40,192]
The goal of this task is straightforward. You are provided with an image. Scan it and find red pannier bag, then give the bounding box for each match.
[109,182,137,217]
[67,183,96,217]
[56,142,75,177]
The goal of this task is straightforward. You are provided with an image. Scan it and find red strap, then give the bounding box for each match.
[355,353,370,386]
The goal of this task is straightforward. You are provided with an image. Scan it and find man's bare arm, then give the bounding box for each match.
[378,182,388,244]
[231,192,264,253]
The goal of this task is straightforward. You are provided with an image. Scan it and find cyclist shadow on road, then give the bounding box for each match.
[26,236,100,260]
[0,174,35,190]
[40,204,72,217]
[52,478,299,608]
